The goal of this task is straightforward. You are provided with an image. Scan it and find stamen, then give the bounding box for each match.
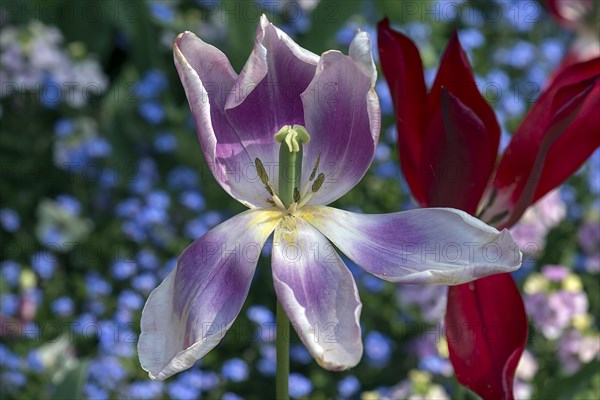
[476,188,498,218]
[271,194,286,211]
[295,171,324,210]
[299,184,310,200]
[293,188,301,203]
[309,154,321,181]
[487,210,509,226]
[311,173,325,193]
[296,192,314,209]
[255,158,274,196]
[288,202,298,214]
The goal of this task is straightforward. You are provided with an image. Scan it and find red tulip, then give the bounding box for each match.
[544,0,599,74]
[378,17,600,400]
[482,58,600,230]
[545,0,594,28]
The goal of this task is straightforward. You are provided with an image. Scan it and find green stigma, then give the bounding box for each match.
[274,125,311,153]
[275,125,311,208]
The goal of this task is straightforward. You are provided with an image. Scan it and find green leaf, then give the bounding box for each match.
[538,359,600,400]
[223,0,257,71]
[51,360,90,400]
[300,0,363,53]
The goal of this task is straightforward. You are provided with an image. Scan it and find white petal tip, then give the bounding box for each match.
[349,30,376,85]
[260,14,270,27]
[316,351,361,371]
[500,228,523,269]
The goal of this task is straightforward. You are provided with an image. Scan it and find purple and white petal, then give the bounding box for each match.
[174,32,270,208]
[225,14,319,190]
[272,216,363,370]
[299,206,521,285]
[349,30,377,86]
[301,32,380,206]
[139,209,281,380]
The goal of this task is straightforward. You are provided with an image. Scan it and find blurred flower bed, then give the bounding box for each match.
[0,0,598,399]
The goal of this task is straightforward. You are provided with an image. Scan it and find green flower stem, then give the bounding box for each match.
[453,378,468,400]
[276,300,290,400]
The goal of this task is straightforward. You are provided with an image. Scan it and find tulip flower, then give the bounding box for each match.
[138,16,522,390]
[545,0,599,71]
[378,18,599,400]
[545,0,595,28]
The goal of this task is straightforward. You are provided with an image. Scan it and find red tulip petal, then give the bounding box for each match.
[505,82,594,228]
[446,274,528,400]
[500,58,599,149]
[535,80,600,199]
[377,18,427,204]
[490,58,600,228]
[548,47,597,82]
[427,32,500,166]
[422,89,495,214]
